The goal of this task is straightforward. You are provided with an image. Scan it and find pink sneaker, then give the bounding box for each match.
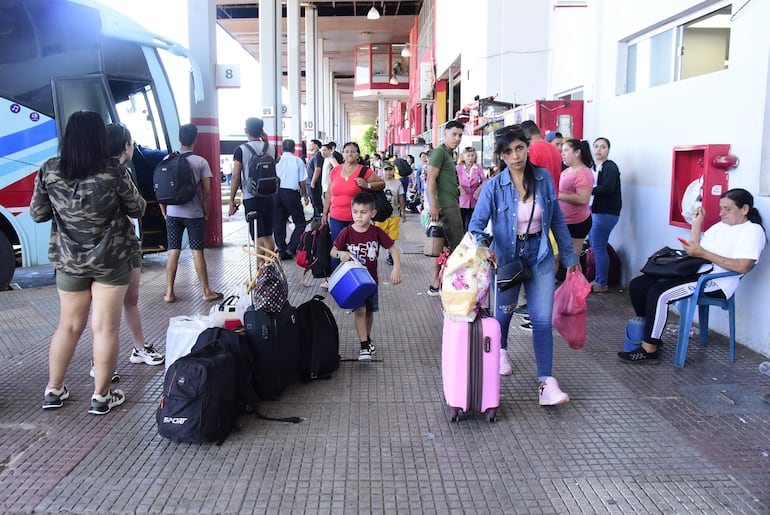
[499,349,512,376]
[538,377,569,406]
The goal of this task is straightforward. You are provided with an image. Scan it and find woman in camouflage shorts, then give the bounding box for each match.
[31,111,146,415]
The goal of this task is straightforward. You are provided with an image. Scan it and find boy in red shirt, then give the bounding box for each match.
[331,192,402,360]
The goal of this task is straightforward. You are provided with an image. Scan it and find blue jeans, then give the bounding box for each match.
[495,235,554,381]
[329,217,353,270]
[589,213,619,287]
[495,235,556,380]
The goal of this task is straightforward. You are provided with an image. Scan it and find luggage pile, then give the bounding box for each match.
[157,214,340,444]
[439,233,501,422]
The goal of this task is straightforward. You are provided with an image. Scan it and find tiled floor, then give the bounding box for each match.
[1,209,768,514]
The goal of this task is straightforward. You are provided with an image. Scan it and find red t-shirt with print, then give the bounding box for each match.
[333,224,394,284]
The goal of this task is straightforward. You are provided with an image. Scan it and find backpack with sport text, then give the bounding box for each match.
[156,337,239,444]
[393,157,413,177]
[241,141,279,196]
[153,151,197,205]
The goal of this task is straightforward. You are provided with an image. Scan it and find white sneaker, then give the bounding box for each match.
[538,377,570,406]
[89,360,120,383]
[499,349,513,376]
[129,344,164,365]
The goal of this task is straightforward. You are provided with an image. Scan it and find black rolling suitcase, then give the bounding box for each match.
[243,211,300,401]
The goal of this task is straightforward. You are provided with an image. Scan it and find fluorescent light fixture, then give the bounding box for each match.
[367,6,380,20]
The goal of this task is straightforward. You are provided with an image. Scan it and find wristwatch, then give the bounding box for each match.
[367,182,372,189]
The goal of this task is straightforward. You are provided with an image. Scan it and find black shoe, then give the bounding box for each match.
[279,250,294,261]
[618,348,660,364]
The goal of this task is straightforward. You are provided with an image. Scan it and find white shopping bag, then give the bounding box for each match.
[165,315,209,371]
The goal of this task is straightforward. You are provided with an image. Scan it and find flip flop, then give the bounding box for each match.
[163,295,175,303]
[204,292,224,302]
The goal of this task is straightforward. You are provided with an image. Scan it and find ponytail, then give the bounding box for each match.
[748,207,764,228]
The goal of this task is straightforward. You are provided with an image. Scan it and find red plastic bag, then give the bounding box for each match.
[552,270,591,350]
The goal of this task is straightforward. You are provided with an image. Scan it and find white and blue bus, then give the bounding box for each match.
[0,0,201,289]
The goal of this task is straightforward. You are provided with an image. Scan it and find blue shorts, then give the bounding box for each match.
[166,216,206,250]
[355,288,379,313]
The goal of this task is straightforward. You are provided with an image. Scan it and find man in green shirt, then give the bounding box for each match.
[426,120,465,296]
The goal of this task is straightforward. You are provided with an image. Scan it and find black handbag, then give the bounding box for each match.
[358,167,392,222]
[640,246,711,278]
[497,202,536,291]
[497,258,532,291]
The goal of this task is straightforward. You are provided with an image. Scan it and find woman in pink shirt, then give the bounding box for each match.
[558,139,594,259]
[456,146,486,231]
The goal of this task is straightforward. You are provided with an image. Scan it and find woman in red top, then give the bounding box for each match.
[322,141,385,268]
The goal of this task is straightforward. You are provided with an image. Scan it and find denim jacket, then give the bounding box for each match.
[469,165,578,276]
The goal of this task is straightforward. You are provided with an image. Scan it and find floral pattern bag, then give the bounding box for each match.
[440,232,491,322]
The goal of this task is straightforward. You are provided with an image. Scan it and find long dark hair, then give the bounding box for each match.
[493,124,535,201]
[59,111,110,180]
[722,188,764,228]
[563,138,594,169]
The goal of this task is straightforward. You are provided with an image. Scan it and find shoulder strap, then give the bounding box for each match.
[357,165,367,179]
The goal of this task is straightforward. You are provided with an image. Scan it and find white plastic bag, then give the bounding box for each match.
[681,177,703,224]
[165,315,209,371]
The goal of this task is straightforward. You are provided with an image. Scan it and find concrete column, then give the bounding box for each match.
[323,56,333,140]
[377,96,386,153]
[304,6,318,145]
[286,0,302,146]
[189,0,221,247]
[259,0,282,145]
[317,39,326,139]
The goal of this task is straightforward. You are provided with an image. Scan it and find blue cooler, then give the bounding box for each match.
[624,316,646,352]
[329,261,376,309]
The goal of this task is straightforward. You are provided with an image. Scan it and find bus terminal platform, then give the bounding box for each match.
[1,210,769,514]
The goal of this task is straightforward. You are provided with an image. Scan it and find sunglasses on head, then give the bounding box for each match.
[493,124,521,138]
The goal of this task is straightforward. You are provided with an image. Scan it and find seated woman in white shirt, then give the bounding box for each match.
[619,188,766,364]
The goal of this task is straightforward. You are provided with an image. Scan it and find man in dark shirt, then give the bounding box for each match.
[306,139,324,219]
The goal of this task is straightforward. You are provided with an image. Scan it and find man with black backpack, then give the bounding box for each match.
[161,124,223,303]
[229,117,280,251]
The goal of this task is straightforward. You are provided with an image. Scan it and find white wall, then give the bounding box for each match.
[583,0,770,356]
[435,0,550,107]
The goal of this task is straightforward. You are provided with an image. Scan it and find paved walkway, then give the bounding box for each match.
[1,210,769,514]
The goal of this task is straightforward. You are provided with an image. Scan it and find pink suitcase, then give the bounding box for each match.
[442,314,501,422]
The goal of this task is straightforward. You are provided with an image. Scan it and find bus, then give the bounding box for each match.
[0,0,202,289]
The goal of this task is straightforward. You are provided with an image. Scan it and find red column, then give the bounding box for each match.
[191,117,222,247]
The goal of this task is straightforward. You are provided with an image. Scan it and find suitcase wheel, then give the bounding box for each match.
[485,408,497,423]
[449,407,461,423]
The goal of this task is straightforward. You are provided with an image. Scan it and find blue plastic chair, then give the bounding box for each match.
[673,271,741,368]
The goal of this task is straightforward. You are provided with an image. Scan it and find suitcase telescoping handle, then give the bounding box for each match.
[488,261,497,316]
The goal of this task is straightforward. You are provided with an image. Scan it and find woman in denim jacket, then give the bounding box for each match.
[469,125,579,406]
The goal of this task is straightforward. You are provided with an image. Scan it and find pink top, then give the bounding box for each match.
[517,200,543,235]
[558,166,593,224]
[329,164,373,221]
[456,164,486,209]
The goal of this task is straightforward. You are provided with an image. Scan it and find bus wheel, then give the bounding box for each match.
[0,232,14,291]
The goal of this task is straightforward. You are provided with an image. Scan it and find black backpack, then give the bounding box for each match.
[152,151,197,205]
[393,157,413,177]
[358,167,393,222]
[241,141,279,196]
[156,338,239,444]
[156,328,300,445]
[310,223,333,278]
[296,295,340,380]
